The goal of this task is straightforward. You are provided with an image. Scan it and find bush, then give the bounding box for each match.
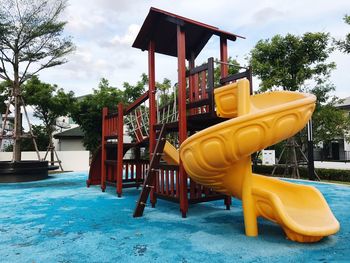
[252,165,350,182]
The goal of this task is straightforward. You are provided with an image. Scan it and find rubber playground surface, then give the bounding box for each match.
[0,172,349,263]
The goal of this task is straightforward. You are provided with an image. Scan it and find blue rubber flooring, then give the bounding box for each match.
[0,172,349,262]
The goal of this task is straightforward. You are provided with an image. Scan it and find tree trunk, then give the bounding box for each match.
[49,132,54,166]
[13,85,22,161]
[12,51,21,162]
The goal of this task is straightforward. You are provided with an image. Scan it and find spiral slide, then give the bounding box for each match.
[179,79,339,242]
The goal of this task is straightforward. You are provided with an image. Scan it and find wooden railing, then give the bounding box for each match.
[186,57,215,116]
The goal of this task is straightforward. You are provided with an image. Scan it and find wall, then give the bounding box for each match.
[0,151,90,171]
[344,138,350,152]
[57,139,85,151]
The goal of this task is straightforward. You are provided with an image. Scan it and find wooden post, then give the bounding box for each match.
[220,36,228,79]
[207,57,215,115]
[148,40,157,207]
[116,103,124,197]
[219,37,232,209]
[101,107,108,192]
[177,25,188,218]
[189,52,195,115]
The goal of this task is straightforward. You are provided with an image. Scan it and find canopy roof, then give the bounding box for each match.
[132,7,244,59]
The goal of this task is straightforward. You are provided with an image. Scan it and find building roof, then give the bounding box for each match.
[54,127,84,139]
[132,7,244,59]
[335,96,350,110]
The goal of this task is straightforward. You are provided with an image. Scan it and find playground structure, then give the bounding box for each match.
[87,8,339,242]
[87,7,249,217]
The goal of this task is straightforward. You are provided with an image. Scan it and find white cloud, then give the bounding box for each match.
[34,0,350,99]
[110,24,140,46]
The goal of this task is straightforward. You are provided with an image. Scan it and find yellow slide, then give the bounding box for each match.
[179,79,339,242]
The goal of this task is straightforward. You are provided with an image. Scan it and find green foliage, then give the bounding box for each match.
[71,78,124,154]
[0,0,74,84]
[23,75,76,141]
[310,82,350,144]
[0,80,11,113]
[213,57,240,87]
[156,78,173,107]
[122,73,147,104]
[21,125,49,151]
[250,33,335,91]
[4,124,48,151]
[249,32,348,150]
[335,14,350,54]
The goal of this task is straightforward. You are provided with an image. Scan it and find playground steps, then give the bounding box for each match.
[134,125,167,217]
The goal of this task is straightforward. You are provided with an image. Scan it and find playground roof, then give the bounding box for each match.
[132,7,245,59]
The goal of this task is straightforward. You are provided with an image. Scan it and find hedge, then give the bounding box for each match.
[252,165,350,183]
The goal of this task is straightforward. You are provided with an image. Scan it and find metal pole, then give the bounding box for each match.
[307,119,316,181]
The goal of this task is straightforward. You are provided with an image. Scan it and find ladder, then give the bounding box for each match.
[133,124,167,217]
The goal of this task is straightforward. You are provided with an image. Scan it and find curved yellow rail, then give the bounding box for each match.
[179,79,339,242]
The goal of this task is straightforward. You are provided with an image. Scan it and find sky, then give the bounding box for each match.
[36,0,350,100]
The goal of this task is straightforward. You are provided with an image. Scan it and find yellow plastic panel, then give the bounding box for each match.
[162,141,179,165]
[180,79,339,242]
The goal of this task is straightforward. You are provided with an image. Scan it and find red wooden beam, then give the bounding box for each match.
[116,103,124,197]
[177,25,189,218]
[101,107,108,192]
[124,91,149,115]
[148,40,158,207]
[189,53,195,115]
[220,36,228,79]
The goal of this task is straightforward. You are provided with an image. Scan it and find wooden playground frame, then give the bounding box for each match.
[87,7,252,217]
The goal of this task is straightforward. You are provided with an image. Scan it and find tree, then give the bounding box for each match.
[22,76,75,159]
[310,82,350,145]
[122,73,147,104]
[71,78,124,154]
[5,124,49,151]
[71,75,171,154]
[336,14,350,53]
[0,0,74,161]
[250,33,335,91]
[250,33,342,176]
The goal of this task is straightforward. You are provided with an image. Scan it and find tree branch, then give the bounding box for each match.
[0,56,11,81]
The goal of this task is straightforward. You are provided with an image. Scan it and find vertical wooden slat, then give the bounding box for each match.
[116,103,124,197]
[160,169,164,194]
[101,107,108,192]
[170,170,175,196]
[207,57,215,114]
[125,162,129,181]
[177,25,188,217]
[165,170,169,195]
[135,148,141,185]
[190,179,195,199]
[131,163,134,181]
[176,170,180,198]
[193,73,199,114]
[220,36,228,79]
[200,71,207,113]
[189,53,195,115]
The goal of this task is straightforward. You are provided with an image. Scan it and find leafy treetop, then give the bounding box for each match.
[250,32,335,91]
[0,0,74,85]
[23,75,75,141]
[335,14,350,54]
